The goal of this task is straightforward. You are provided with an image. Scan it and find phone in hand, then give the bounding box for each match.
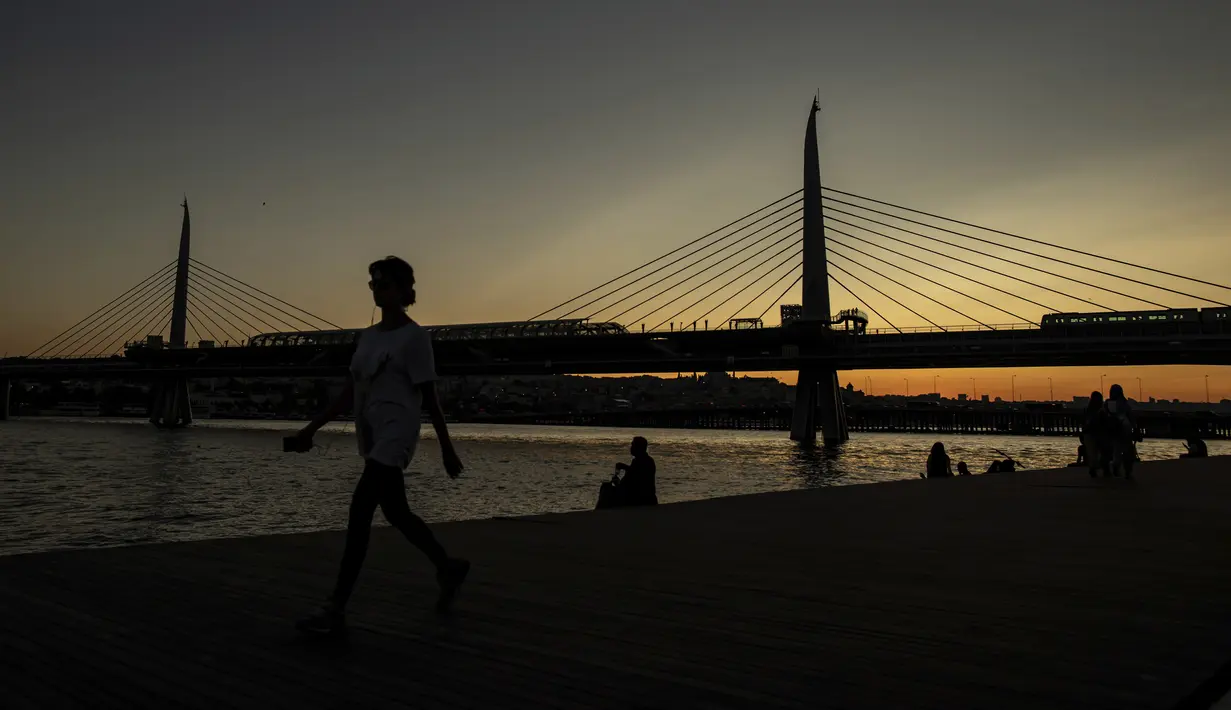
[283,435,312,453]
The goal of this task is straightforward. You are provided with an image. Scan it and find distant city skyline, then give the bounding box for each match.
[3,1,1229,403]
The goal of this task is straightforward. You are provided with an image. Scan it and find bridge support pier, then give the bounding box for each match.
[790,368,848,446]
[149,377,193,428]
[0,377,10,421]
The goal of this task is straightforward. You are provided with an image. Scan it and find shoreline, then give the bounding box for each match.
[5,412,1227,440]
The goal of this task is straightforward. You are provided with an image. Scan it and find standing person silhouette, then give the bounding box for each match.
[1103,384,1136,480]
[294,256,469,635]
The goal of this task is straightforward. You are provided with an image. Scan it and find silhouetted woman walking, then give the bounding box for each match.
[293,256,470,635]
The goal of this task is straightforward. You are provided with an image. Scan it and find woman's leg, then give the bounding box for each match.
[297,463,382,632]
[369,461,470,613]
[371,462,449,569]
[328,463,383,610]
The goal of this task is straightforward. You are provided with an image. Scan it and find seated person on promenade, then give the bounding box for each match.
[924,442,953,478]
[1181,436,1208,458]
[596,436,658,508]
[957,461,971,476]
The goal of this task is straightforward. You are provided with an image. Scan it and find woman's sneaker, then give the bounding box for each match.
[436,558,471,614]
[296,604,346,635]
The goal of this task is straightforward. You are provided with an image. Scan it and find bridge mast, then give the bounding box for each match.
[149,198,194,428]
[790,100,849,446]
[169,198,190,349]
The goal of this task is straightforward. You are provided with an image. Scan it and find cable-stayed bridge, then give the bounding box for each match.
[3,101,1230,442]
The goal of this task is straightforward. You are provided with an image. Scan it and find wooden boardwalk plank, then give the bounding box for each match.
[3,456,1231,708]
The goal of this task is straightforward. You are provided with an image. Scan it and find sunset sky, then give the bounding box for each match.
[2,0,1229,402]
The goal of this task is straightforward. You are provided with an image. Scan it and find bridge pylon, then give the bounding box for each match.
[149,199,193,428]
[790,100,849,447]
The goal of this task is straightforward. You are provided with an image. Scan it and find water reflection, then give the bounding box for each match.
[789,442,848,486]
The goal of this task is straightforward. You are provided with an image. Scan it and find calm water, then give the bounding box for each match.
[3,417,1225,556]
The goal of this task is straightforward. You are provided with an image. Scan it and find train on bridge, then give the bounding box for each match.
[1040,307,1231,334]
[244,319,629,347]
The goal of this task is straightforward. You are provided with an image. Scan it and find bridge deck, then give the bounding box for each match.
[3,458,1231,708]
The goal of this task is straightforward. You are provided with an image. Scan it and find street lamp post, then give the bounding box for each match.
[1206,374,1211,404]
[1011,374,1016,403]
[1100,374,1106,395]
[933,374,939,396]
[1049,377,1054,402]
[904,378,909,397]
[1136,377,1142,402]
[971,378,976,400]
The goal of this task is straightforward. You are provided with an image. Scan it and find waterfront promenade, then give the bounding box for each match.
[2,457,1231,708]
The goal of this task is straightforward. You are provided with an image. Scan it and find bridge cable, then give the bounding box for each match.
[578,201,807,317]
[823,205,1163,309]
[756,272,806,323]
[561,199,802,319]
[187,277,261,343]
[31,260,175,357]
[48,271,176,358]
[823,196,1216,308]
[97,291,173,356]
[823,186,1231,296]
[30,260,176,357]
[77,281,178,357]
[97,292,176,357]
[189,299,236,346]
[186,311,202,345]
[187,304,222,345]
[188,291,240,345]
[719,261,801,328]
[827,226,1048,315]
[121,294,177,353]
[693,251,803,328]
[650,241,804,332]
[191,259,330,332]
[604,220,804,326]
[190,271,290,334]
[828,273,899,333]
[189,259,341,330]
[187,275,269,336]
[527,190,803,321]
[827,259,945,330]
[189,292,249,345]
[190,267,302,333]
[825,232,1036,324]
[828,249,985,329]
[187,276,263,340]
[824,218,1073,311]
[190,266,304,333]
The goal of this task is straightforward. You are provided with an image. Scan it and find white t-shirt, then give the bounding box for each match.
[349,321,437,469]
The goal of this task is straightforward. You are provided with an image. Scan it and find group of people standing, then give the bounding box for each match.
[1081,384,1138,479]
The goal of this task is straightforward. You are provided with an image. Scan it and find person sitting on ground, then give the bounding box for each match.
[998,458,1017,473]
[924,442,953,478]
[1181,436,1208,459]
[598,436,658,508]
[957,461,971,476]
[986,460,1001,474]
[1070,445,1086,467]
